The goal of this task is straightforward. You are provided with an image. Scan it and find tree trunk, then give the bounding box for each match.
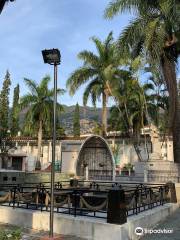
[102,91,107,137]
[162,56,180,163]
[37,119,43,168]
[174,99,180,163]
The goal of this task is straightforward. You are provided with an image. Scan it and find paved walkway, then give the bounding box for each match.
[0,223,85,240]
[141,208,180,240]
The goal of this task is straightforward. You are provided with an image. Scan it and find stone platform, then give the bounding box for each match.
[0,203,178,240]
[134,161,180,183]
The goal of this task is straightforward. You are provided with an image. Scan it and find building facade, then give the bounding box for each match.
[0,128,174,179]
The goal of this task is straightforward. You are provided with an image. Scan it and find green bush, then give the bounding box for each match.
[0,229,21,240]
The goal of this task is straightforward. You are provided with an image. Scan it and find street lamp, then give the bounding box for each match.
[42,49,61,65]
[42,48,61,239]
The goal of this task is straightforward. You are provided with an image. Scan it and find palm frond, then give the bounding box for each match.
[66,67,97,95]
[20,94,37,109]
[104,0,142,18]
[91,36,105,57]
[83,78,101,106]
[24,78,38,95]
[117,17,145,56]
[39,75,51,90]
[78,51,99,66]
[47,88,65,98]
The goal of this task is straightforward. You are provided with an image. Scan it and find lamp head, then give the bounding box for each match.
[42,48,61,65]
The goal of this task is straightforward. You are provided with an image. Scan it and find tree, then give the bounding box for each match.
[0,70,11,138]
[66,32,121,136]
[111,76,150,136]
[92,122,102,135]
[109,77,165,135]
[0,0,15,14]
[20,76,64,168]
[73,103,80,137]
[0,138,15,169]
[144,67,169,129]
[10,84,20,136]
[105,0,180,162]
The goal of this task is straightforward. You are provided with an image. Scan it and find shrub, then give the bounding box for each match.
[0,229,21,240]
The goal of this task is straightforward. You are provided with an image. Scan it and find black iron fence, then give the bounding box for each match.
[0,180,176,224]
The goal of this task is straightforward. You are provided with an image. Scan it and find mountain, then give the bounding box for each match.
[60,105,102,123]
[18,105,109,135]
[59,105,103,135]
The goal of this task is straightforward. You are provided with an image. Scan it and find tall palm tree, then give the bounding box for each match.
[66,32,121,136]
[105,0,180,162]
[20,76,64,169]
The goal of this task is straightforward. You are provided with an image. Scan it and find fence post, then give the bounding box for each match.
[166,181,177,203]
[70,178,78,187]
[107,188,127,224]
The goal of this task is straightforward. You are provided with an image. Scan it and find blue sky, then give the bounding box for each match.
[0,0,179,107]
[0,0,132,107]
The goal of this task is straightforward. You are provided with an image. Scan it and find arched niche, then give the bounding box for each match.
[76,135,115,180]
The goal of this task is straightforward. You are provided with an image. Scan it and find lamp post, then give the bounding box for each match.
[42,49,61,239]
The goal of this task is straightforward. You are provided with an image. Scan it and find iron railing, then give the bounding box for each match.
[0,181,170,223]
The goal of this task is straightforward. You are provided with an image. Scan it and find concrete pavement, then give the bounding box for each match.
[141,208,180,240]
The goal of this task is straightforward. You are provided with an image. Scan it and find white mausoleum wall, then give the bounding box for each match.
[0,136,174,173]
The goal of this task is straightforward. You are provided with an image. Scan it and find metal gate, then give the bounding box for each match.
[76,136,114,180]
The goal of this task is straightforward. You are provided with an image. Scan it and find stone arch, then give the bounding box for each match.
[76,135,115,180]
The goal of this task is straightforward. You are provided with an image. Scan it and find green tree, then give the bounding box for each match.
[10,84,20,136]
[73,103,80,137]
[20,76,64,168]
[67,32,121,136]
[92,122,102,135]
[144,67,169,129]
[112,77,150,136]
[105,0,180,162]
[0,70,11,138]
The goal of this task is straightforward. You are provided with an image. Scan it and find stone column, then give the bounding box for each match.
[26,141,30,154]
[85,166,89,180]
[48,141,52,163]
[0,157,2,169]
[144,168,148,183]
[166,182,177,203]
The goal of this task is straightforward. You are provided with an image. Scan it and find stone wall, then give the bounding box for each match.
[0,203,178,240]
[0,171,70,185]
[1,135,174,177]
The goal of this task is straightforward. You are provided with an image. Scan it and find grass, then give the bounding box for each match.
[0,227,21,240]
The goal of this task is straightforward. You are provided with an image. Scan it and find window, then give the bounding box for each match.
[3,176,8,181]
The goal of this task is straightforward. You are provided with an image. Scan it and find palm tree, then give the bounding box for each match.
[109,74,160,161]
[144,66,169,128]
[20,76,64,169]
[105,0,180,162]
[66,32,121,136]
[111,76,149,135]
[0,0,15,14]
